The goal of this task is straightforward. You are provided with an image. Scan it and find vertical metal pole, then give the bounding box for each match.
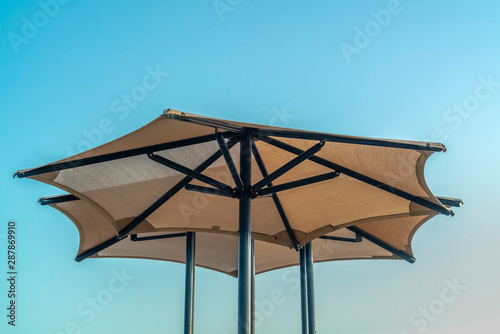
[251,239,256,334]
[238,131,252,334]
[305,243,316,334]
[184,232,196,334]
[300,247,309,334]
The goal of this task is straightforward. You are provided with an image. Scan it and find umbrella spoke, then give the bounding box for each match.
[252,140,326,193]
[148,153,235,195]
[74,137,239,262]
[254,172,340,198]
[347,226,416,263]
[318,233,361,243]
[130,232,187,241]
[38,194,79,205]
[216,131,244,192]
[248,128,446,152]
[184,184,236,198]
[258,135,453,216]
[14,132,232,178]
[251,141,300,250]
[164,110,446,152]
[436,197,463,207]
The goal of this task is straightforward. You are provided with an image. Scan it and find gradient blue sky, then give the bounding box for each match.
[1,1,499,333]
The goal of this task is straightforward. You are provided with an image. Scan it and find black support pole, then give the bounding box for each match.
[300,247,309,334]
[184,232,196,334]
[305,243,316,334]
[251,239,256,334]
[238,131,253,334]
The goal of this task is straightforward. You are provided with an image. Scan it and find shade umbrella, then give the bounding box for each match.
[15,109,460,333]
[39,192,461,333]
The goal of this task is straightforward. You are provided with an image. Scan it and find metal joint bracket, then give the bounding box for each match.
[117,233,128,240]
[13,170,25,178]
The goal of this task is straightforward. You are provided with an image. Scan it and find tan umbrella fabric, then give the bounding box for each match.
[16,109,454,261]
[47,196,429,277]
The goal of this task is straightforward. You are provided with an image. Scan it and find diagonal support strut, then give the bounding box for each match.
[15,133,235,178]
[318,233,362,243]
[252,141,301,251]
[216,131,244,192]
[258,136,453,216]
[254,172,339,198]
[130,232,187,242]
[252,140,326,193]
[184,184,236,198]
[347,226,416,263]
[74,137,239,262]
[148,153,234,195]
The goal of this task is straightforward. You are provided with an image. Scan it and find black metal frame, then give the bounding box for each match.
[148,153,234,195]
[216,131,244,192]
[130,232,186,242]
[252,142,301,250]
[347,226,416,263]
[238,131,253,334]
[299,247,308,334]
[38,194,79,205]
[74,136,240,262]
[254,172,339,198]
[184,232,196,334]
[25,115,462,334]
[252,140,325,193]
[14,132,236,178]
[305,243,315,334]
[184,184,235,198]
[165,111,446,152]
[39,192,461,211]
[319,233,362,243]
[437,197,463,207]
[258,135,453,216]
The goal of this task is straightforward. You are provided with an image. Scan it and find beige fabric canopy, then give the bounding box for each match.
[16,109,456,263]
[47,196,447,277]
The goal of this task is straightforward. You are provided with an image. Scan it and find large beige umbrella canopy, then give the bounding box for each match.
[16,110,453,256]
[41,193,461,275]
[15,109,460,334]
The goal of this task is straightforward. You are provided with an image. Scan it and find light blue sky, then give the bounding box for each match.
[1,1,499,333]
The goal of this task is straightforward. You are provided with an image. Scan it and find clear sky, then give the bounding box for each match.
[1,0,499,333]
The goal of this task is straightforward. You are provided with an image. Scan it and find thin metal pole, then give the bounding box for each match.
[238,131,252,334]
[184,232,196,334]
[300,247,309,334]
[251,239,256,334]
[305,243,316,334]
